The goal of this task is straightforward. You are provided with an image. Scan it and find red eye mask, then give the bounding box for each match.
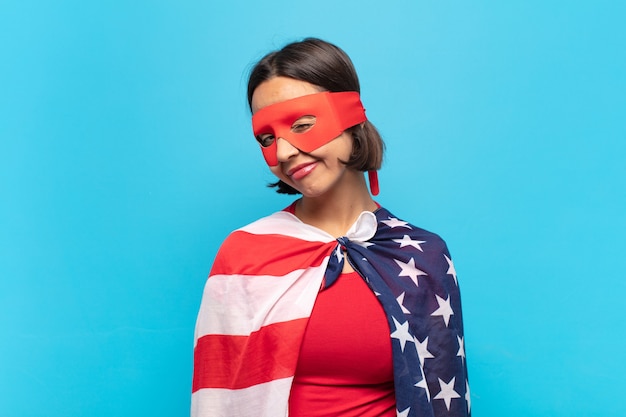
[251,91,367,166]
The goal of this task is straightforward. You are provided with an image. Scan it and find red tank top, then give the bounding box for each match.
[288,271,396,416]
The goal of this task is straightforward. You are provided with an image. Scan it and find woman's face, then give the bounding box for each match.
[251,76,355,198]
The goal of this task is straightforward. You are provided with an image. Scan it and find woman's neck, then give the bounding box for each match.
[294,172,377,238]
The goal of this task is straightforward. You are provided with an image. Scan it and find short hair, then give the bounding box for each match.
[247,38,385,194]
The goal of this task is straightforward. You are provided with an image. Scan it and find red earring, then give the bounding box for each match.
[368,170,379,196]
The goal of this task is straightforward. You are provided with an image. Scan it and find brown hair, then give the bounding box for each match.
[247,38,385,194]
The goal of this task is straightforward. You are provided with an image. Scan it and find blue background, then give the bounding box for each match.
[1,1,625,416]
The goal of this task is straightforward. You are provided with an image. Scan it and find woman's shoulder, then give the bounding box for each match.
[373,206,455,283]
[209,211,290,276]
[375,206,448,244]
[210,206,337,277]
[217,209,296,249]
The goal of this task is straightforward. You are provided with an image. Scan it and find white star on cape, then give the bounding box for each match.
[392,234,425,251]
[414,336,435,366]
[465,379,471,413]
[414,377,431,401]
[382,217,412,229]
[354,240,375,248]
[431,294,454,326]
[334,245,344,263]
[396,407,410,417]
[390,316,414,352]
[396,292,411,314]
[433,376,461,411]
[445,254,457,285]
[394,257,427,286]
[457,335,465,362]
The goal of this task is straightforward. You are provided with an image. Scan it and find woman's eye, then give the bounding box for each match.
[292,123,312,133]
[291,116,316,133]
[255,134,275,147]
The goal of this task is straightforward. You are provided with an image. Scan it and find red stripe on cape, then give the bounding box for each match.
[193,318,309,391]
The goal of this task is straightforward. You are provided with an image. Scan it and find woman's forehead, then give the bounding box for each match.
[251,76,323,114]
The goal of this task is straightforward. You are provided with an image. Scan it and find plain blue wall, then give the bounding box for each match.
[1,1,625,416]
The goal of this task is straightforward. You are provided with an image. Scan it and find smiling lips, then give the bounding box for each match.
[287,162,318,180]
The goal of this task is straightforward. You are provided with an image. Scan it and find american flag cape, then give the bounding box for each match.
[192,206,470,417]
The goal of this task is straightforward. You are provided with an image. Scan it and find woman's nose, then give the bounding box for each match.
[275,137,299,161]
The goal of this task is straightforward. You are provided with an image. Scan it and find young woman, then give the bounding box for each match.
[192,38,470,417]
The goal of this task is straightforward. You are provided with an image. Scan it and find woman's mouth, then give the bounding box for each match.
[287,162,318,180]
